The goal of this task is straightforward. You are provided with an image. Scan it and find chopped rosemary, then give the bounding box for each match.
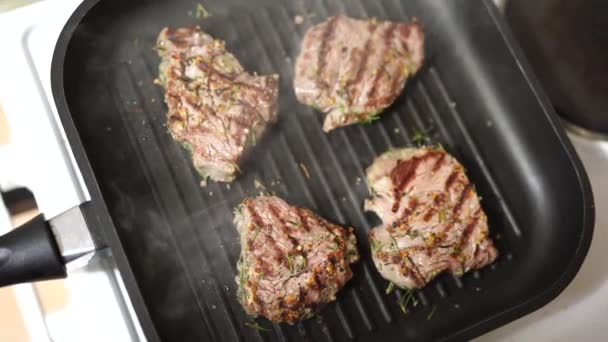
[385,281,395,295]
[398,292,408,314]
[177,140,193,154]
[253,178,265,190]
[397,288,419,315]
[287,253,306,275]
[251,225,262,243]
[426,306,437,321]
[196,167,210,181]
[370,238,384,253]
[245,322,271,332]
[297,255,307,273]
[406,230,421,238]
[286,220,300,227]
[230,162,241,174]
[432,142,444,150]
[195,3,210,19]
[287,254,294,273]
[237,256,249,301]
[299,162,311,179]
[362,110,382,124]
[411,127,434,146]
[389,235,399,250]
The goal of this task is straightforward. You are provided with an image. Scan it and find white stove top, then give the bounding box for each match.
[0,0,605,341]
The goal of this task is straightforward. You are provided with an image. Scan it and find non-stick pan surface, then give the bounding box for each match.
[51,0,594,341]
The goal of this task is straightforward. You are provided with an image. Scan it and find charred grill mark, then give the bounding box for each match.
[452,184,472,216]
[169,39,189,49]
[405,255,425,287]
[165,27,200,42]
[392,197,420,230]
[390,158,421,212]
[268,204,300,249]
[442,222,455,235]
[346,22,379,102]
[413,208,429,226]
[471,208,481,219]
[316,16,340,82]
[195,61,270,95]
[244,201,285,271]
[319,215,342,238]
[473,243,480,261]
[244,200,264,230]
[296,208,311,232]
[391,151,443,212]
[423,194,444,222]
[397,24,412,45]
[456,216,480,256]
[405,197,420,220]
[368,23,398,100]
[264,234,280,252]
[432,153,446,172]
[444,170,460,190]
[439,184,473,235]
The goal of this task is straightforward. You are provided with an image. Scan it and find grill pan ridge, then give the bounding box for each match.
[51,0,594,341]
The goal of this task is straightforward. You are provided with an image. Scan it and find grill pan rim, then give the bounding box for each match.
[50,0,595,341]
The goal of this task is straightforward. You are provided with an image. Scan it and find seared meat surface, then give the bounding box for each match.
[156,26,279,183]
[294,15,424,132]
[365,148,498,289]
[234,196,359,323]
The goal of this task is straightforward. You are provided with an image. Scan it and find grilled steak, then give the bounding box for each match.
[156,27,279,183]
[234,196,359,323]
[294,15,424,132]
[364,147,498,289]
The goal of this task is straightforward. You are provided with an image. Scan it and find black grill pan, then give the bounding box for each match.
[51,0,594,341]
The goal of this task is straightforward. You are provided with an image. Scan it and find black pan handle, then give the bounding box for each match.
[0,214,66,287]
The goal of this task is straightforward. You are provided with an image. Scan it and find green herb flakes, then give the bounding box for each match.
[386,281,395,295]
[397,288,418,315]
[195,3,210,19]
[251,225,262,243]
[410,126,435,146]
[245,322,271,332]
[370,238,384,253]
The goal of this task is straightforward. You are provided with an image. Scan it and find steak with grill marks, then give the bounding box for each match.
[294,15,424,132]
[156,26,279,183]
[234,196,359,323]
[364,147,498,289]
